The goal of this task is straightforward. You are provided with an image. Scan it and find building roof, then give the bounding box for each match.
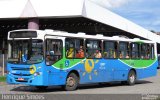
[0,0,160,43]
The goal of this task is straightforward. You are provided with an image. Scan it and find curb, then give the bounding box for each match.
[0,82,6,85]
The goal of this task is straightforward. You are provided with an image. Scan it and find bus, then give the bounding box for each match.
[7,29,158,91]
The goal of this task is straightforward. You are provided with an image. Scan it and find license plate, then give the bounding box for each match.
[18,78,24,81]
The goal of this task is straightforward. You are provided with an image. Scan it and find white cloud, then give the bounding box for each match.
[89,0,160,32]
[89,0,132,8]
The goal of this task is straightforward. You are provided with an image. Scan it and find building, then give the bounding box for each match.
[156,32,160,35]
[0,0,160,74]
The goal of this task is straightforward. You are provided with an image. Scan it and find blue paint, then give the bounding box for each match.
[7,58,158,87]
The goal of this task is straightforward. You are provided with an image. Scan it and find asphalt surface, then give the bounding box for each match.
[0,70,160,94]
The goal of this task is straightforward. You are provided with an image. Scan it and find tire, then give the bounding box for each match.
[35,86,48,90]
[127,70,136,85]
[64,73,79,91]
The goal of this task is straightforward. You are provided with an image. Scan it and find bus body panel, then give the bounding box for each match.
[7,62,45,86]
[7,58,158,86]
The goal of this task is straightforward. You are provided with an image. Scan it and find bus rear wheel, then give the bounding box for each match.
[127,70,136,85]
[65,73,79,91]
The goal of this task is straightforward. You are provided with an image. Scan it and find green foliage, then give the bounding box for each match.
[0,76,6,82]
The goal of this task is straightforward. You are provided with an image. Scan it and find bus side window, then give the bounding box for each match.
[75,39,84,59]
[131,43,139,59]
[119,42,130,59]
[86,39,102,59]
[65,38,84,59]
[66,44,74,58]
[46,39,63,65]
[141,44,150,59]
[150,44,155,59]
[103,41,117,58]
[147,44,151,59]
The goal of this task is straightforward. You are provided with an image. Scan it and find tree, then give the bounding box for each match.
[150,30,156,33]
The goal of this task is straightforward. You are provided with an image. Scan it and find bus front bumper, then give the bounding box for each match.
[6,74,45,86]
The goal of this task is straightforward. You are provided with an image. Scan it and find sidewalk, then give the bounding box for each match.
[0,82,6,85]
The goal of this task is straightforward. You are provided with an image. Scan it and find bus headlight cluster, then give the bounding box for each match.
[34,72,42,76]
[7,71,11,74]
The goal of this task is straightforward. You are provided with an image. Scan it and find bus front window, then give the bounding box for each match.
[46,39,63,65]
[8,39,43,64]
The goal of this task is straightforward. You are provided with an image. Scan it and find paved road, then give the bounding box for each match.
[0,70,160,94]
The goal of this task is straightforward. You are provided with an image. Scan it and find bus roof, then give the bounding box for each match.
[8,29,155,44]
[44,29,155,43]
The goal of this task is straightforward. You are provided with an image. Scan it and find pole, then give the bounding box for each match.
[2,53,4,76]
[28,18,39,29]
[2,39,5,76]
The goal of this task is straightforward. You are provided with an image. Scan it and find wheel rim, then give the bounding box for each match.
[66,77,75,87]
[129,74,135,83]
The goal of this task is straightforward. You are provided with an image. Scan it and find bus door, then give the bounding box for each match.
[45,35,64,85]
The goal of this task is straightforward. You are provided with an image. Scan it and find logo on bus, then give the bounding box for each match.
[65,60,70,67]
[30,65,36,74]
[81,59,99,80]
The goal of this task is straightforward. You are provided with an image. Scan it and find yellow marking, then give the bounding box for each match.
[83,72,86,76]
[83,59,99,80]
[30,65,36,74]
[95,60,99,63]
[85,59,94,73]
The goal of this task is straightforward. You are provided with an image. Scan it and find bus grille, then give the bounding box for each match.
[11,67,31,71]
[11,67,33,76]
[13,73,32,76]
[15,78,29,82]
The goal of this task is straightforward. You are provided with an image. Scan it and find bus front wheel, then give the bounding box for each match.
[65,73,79,91]
[127,70,136,85]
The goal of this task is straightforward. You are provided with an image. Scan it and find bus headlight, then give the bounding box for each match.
[34,72,42,76]
[6,71,11,74]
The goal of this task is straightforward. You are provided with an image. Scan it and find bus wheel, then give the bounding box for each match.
[65,73,79,91]
[127,70,136,85]
[36,86,48,90]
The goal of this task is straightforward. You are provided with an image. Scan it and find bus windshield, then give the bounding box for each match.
[8,39,43,64]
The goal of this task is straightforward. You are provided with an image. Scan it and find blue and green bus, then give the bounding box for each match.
[7,29,158,91]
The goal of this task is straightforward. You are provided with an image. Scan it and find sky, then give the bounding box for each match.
[90,0,160,32]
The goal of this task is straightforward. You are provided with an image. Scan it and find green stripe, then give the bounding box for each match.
[53,47,84,69]
[120,59,156,68]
